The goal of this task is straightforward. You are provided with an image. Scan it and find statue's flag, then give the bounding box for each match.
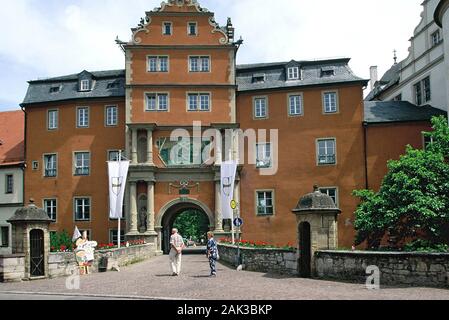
[72,226,82,242]
[108,160,130,219]
[221,160,238,220]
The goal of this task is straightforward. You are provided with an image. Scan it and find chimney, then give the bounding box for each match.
[370,66,378,91]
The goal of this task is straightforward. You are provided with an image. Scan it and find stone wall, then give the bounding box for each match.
[48,243,157,279]
[315,250,449,288]
[0,254,25,282]
[218,244,298,276]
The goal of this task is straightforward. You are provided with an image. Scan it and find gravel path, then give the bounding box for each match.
[1,255,449,300]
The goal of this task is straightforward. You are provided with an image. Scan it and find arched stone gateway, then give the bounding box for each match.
[155,198,215,254]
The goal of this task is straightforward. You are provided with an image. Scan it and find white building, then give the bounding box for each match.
[0,111,25,255]
[435,0,449,114]
[367,0,448,113]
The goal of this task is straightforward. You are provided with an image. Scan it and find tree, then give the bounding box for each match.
[173,210,210,242]
[353,116,449,250]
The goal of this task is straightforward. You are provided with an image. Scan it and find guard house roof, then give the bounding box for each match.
[22,70,126,106]
[0,110,24,167]
[236,58,368,92]
[364,101,447,124]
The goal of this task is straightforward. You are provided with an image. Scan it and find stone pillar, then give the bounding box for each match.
[128,182,139,235]
[146,182,156,234]
[146,129,154,165]
[155,227,163,255]
[234,179,240,210]
[215,130,223,166]
[131,128,138,164]
[215,180,224,232]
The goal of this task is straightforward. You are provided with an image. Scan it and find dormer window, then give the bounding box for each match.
[80,79,90,91]
[107,81,120,89]
[252,74,266,83]
[321,67,335,77]
[287,67,300,80]
[49,86,61,93]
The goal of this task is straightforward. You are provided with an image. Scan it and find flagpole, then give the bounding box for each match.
[118,150,122,249]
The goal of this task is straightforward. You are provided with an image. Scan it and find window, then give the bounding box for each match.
[188,22,197,36]
[5,175,13,194]
[145,93,169,111]
[110,230,125,245]
[431,30,441,47]
[321,69,335,77]
[44,154,57,177]
[414,77,431,105]
[44,199,57,221]
[189,56,210,72]
[256,191,274,216]
[107,82,120,89]
[188,93,210,111]
[252,74,265,83]
[74,198,91,221]
[48,110,58,130]
[148,56,169,72]
[0,227,9,247]
[287,67,300,80]
[317,139,336,165]
[320,188,338,207]
[163,22,172,35]
[108,150,124,162]
[74,152,90,176]
[32,161,39,171]
[49,86,60,93]
[77,107,89,128]
[80,80,90,91]
[156,137,211,167]
[323,92,338,113]
[256,143,272,168]
[106,106,118,126]
[254,97,267,119]
[289,95,303,116]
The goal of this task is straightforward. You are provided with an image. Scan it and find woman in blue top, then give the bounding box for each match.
[206,231,218,277]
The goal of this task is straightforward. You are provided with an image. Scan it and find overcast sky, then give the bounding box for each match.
[0,0,423,111]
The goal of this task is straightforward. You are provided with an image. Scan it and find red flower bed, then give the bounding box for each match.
[219,238,296,250]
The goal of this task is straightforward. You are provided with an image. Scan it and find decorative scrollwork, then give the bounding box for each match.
[132,15,152,44]
[208,17,229,45]
[169,180,200,195]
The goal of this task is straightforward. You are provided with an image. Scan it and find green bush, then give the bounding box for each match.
[50,230,74,252]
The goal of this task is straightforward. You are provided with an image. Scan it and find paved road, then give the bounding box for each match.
[1,255,449,300]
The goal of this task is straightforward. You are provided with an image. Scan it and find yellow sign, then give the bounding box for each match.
[230,200,237,210]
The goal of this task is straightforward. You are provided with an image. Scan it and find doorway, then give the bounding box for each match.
[30,229,45,277]
[299,222,311,278]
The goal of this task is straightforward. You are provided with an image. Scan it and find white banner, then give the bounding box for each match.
[221,160,238,220]
[108,160,130,219]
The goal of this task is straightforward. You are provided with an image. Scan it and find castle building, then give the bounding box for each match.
[20,0,445,251]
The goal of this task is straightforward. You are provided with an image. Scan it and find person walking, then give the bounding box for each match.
[169,228,185,276]
[206,231,219,277]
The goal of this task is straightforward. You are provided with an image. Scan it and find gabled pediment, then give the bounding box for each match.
[286,60,300,68]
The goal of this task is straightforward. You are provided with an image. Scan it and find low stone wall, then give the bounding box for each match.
[0,254,25,282]
[315,250,449,288]
[48,243,157,279]
[218,244,298,276]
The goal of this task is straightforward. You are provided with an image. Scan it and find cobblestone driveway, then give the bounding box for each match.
[1,255,449,300]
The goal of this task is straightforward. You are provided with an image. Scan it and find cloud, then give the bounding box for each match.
[0,0,424,110]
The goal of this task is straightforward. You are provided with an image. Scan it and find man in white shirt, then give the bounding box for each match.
[169,228,185,276]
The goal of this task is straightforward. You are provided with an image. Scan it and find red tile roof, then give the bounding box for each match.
[0,110,25,165]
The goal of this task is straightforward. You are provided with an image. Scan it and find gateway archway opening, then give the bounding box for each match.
[161,203,212,254]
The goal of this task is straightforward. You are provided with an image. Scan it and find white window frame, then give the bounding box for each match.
[76,107,89,128]
[322,91,339,114]
[256,143,272,168]
[47,109,59,130]
[431,30,441,47]
[105,105,118,127]
[43,199,57,222]
[147,56,169,73]
[188,22,198,36]
[288,93,303,116]
[255,190,275,216]
[145,93,169,112]
[316,138,337,166]
[187,93,211,111]
[80,79,90,91]
[319,187,339,207]
[189,56,210,72]
[287,67,300,80]
[253,97,268,119]
[74,197,91,221]
[74,152,91,176]
[162,21,173,35]
[109,229,125,245]
[43,153,57,178]
[414,76,431,105]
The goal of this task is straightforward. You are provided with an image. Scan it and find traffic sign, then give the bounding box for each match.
[233,217,243,227]
[230,200,237,210]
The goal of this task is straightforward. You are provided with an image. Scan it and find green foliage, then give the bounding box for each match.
[173,210,210,242]
[353,116,449,250]
[50,230,73,252]
[403,239,449,253]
